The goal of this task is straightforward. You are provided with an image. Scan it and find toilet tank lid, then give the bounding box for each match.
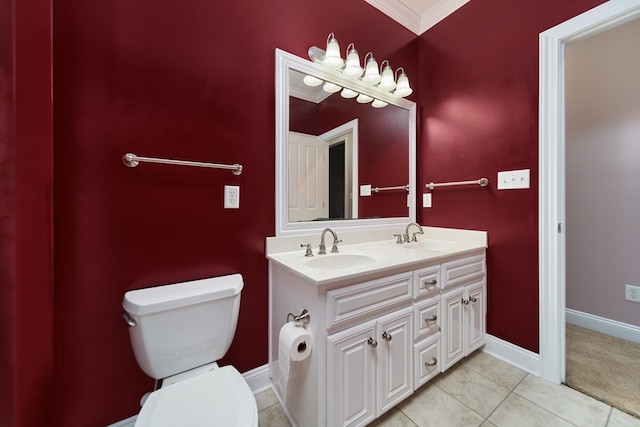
[123,274,243,316]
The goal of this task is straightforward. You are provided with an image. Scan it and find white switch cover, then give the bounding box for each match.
[497,169,530,190]
[360,184,372,197]
[224,185,240,208]
[423,193,432,208]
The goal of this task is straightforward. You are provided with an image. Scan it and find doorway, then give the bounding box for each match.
[538,0,640,384]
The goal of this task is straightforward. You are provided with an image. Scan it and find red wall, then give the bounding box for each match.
[48,1,416,425]
[417,0,605,353]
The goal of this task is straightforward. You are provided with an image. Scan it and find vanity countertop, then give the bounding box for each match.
[266,227,487,285]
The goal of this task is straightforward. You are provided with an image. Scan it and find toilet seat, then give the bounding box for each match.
[134,366,258,427]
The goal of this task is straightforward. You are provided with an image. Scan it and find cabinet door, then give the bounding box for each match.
[441,287,465,371]
[376,307,413,416]
[327,321,377,427]
[465,280,486,354]
[414,333,441,389]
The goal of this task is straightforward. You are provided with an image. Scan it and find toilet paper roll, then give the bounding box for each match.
[278,322,312,393]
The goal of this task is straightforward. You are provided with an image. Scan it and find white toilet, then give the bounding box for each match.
[122,273,258,427]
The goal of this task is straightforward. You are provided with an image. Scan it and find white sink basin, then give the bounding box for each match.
[401,240,458,252]
[305,253,377,270]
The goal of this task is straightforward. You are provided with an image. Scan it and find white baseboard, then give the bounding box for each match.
[107,364,272,427]
[566,309,640,344]
[483,334,541,376]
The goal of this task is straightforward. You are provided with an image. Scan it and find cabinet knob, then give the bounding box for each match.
[461,298,469,305]
[425,357,438,367]
[382,331,392,341]
[469,296,477,303]
[367,337,378,348]
[425,315,438,323]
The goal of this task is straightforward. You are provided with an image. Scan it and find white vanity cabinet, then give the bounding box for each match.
[327,307,413,427]
[440,254,487,371]
[268,239,486,427]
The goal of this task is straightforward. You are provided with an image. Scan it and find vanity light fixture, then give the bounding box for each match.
[302,32,413,108]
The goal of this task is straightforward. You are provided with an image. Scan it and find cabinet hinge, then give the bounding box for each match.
[558,223,562,233]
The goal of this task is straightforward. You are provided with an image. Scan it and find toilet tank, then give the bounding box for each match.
[123,274,243,380]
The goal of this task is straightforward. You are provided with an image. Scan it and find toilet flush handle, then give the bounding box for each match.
[122,313,137,327]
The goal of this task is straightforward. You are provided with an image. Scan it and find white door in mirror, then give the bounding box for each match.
[224,185,240,209]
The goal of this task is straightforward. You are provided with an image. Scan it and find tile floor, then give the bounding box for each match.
[255,351,640,427]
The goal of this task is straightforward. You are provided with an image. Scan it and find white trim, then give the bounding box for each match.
[107,415,137,427]
[538,0,640,385]
[483,335,541,377]
[566,309,640,345]
[364,0,471,35]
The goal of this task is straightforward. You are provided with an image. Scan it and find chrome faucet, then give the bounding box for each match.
[405,222,424,243]
[318,228,342,254]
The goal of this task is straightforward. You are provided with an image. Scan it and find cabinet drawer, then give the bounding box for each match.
[413,264,441,299]
[326,272,412,330]
[414,296,440,340]
[414,333,441,389]
[441,253,485,289]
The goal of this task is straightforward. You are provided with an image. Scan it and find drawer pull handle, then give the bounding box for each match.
[461,298,469,305]
[425,357,438,367]
[382,331,392,341]
[425,315,438,323]
[423,279,437,288]
[367,337,378,348]
[469,296,477,303]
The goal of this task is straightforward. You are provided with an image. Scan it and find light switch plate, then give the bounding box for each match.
[497,169,530,190]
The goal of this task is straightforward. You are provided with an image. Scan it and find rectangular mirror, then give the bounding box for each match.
[275,49,416,236]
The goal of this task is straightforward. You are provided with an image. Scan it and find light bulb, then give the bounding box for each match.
[372,99,388,108]
[343,43,363,77]
[362,53,381,85]
[321,33,344,69]
[378,61,396,91]
[340,88,358,99]
[303,75,323,87]
[356,94,373,103]
[323,82,341,93]
[394,68,413,97]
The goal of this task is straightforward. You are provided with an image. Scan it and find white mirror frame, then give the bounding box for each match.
[275,48,417,236]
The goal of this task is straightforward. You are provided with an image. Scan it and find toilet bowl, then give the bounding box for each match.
[135,365,257,427]
[123,274,258,426]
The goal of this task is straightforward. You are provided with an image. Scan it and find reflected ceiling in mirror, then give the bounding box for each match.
[275,49,416,236]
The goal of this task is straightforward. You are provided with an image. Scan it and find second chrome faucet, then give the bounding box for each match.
[318,228,342,254]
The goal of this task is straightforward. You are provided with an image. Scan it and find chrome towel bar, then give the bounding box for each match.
[122,152,243,175]
[426,178,488,190]
[372,185,409,193]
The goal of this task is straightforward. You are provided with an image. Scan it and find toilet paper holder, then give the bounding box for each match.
[287,309,310,326]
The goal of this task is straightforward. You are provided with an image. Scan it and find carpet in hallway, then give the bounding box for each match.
[565,323,640,419]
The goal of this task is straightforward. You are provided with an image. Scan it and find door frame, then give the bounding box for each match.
[538,0,640,384]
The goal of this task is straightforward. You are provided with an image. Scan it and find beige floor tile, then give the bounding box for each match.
[258,403,292,427]
[433,364,510,418]
[369,407,418,426]
[255,387,279,411]
[514,375,610,427]
[488,393,575,427]
[462,351,528,391]
[608,409,640,427]
[480,421,498,427]
[398,383,484,427]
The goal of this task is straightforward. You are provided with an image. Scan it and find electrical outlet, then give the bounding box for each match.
[224,185,240,209]
[497,169,530,190]
[625,284,640,303]
[423,193,432,208]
